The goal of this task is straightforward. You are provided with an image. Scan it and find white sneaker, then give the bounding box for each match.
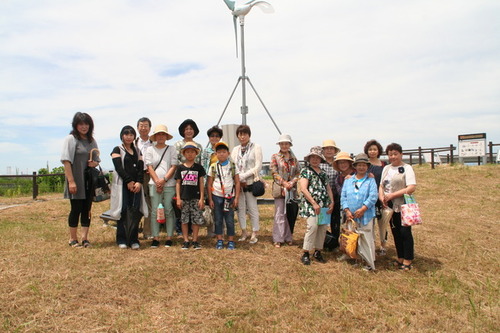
[131,243,140,250]
[118,244,127,249]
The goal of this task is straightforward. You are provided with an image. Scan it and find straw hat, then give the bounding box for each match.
[276,134,293,146]
[333,151,353,171]
[352,153,371,167]
[181,141,201,155]
[304,146,326,163]
[149,124,173,141]
[322,139,340,153]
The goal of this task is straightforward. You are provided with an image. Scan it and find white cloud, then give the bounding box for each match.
[0,0,499,173]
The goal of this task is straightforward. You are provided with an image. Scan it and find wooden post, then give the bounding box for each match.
[431,149,435,169]
[32,172,38,200]
[418,147,422,165]
[489,141,493,164]
[450,144,454,165]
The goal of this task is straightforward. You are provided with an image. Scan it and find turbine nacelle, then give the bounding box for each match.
[223,0,274,57]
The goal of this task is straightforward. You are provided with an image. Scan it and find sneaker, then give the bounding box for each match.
[164,240,173,248]
[362,265,375,272]
[118,244,127,249]
[227,241,235,250]
[150,240,160,248]
[192,242,202,250]
[313,250,326,263]
[131,243,140,250]
[181,241,190,250]
[301,252,311,265]
[379,247,387,256]
[216,240,224,250]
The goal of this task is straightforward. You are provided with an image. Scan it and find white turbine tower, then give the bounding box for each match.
[218,0,281,133]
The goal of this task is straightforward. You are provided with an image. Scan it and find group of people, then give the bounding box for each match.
[61,112,417,271]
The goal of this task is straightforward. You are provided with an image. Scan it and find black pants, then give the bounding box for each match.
[329,197,341,249]
[391,212,414,260]
[116,186,141,246]
[68,199,91,227]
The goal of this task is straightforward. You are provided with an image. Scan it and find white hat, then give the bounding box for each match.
[276,134,293,146]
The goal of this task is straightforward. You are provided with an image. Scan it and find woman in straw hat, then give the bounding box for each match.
[341,153,378,271]
[270,134,301,247]
[320,139,341,250]
[145,124,178,248]
[298,146,334,265]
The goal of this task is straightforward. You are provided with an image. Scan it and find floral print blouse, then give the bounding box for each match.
[270,150,301,198]
[299,166,331,217]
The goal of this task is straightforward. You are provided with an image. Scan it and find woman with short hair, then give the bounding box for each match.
[379,143,417,271]
[231,125,263,243]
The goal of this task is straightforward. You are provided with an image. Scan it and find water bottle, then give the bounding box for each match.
[157,203,166,224]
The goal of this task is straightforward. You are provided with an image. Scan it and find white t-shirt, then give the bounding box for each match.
[145,145,178,187]
[382,164,416,194]
[209,161,238,197]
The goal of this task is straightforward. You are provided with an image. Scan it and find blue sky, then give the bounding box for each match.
[1,0,499,173]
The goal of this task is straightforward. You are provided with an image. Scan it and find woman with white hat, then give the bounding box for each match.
[270,134,301,247]
[298,146,334,265]
[145,124,178,248]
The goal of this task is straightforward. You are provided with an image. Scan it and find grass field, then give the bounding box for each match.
[0,164,498,332]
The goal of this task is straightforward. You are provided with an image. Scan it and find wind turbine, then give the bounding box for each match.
[218,0,281,133]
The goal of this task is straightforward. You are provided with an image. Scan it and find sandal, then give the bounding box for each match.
[69,240,81,248]
[400,264,412,271]
[274,242,281,248]
[392,260,403,267]
[82,240,91,248]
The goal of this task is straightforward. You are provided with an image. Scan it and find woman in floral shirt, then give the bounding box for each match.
[270,134,301,247]
[299,146,334,265]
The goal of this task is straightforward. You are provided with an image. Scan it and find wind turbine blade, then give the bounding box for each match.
[223,0,235,11]
[233,15,238,58]
[254,1,274,13]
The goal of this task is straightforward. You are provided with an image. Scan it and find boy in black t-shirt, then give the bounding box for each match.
[174,142,206,249]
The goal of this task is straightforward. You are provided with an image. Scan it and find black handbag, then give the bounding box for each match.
[251,179,265,197]
[85,148,111,202]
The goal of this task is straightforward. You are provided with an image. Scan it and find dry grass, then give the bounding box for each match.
[0,164,499,332]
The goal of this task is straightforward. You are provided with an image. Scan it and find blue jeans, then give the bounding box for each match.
[213,195,235,236]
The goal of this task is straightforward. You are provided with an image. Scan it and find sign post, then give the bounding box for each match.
[458,133,487,165]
